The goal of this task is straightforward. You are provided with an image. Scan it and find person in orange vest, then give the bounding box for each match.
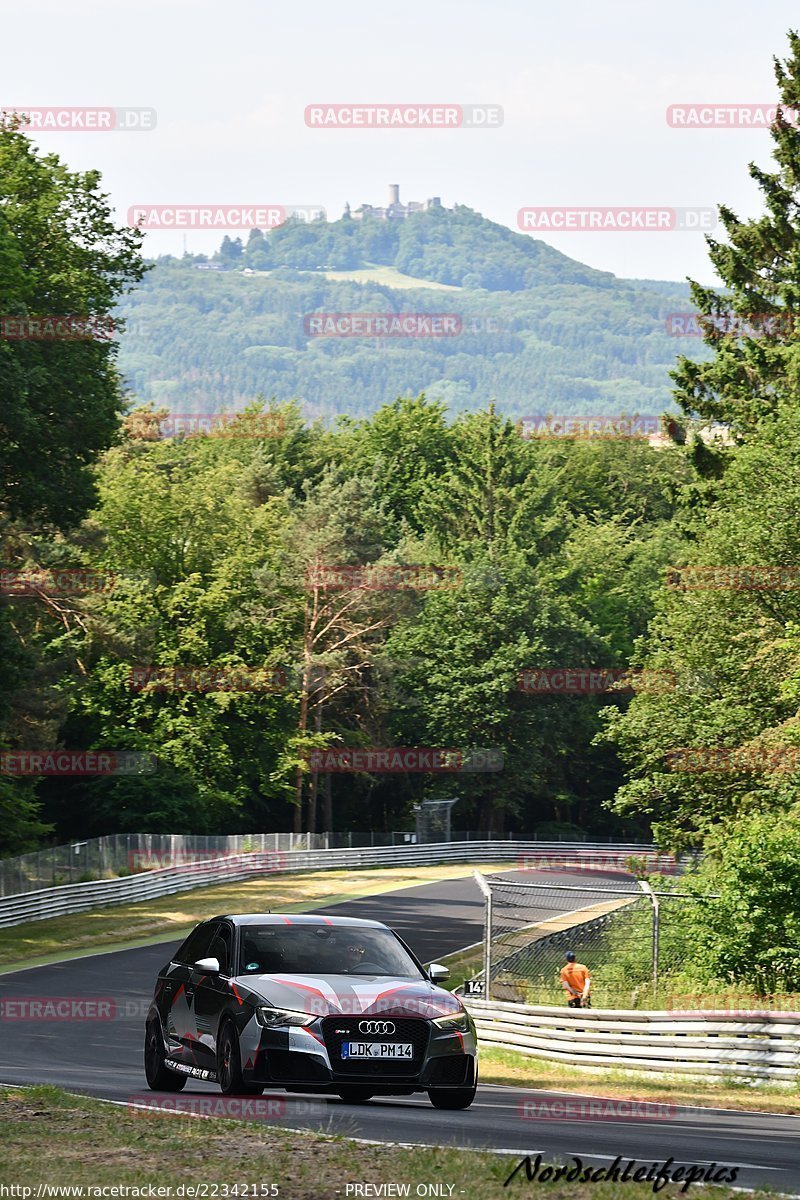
[560,950,592,1008]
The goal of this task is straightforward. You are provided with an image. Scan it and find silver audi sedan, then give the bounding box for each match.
[144,912,478,1109]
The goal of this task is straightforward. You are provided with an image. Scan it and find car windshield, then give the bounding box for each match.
[237,924,425,978]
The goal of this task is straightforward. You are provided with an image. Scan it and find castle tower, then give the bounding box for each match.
[388,183,400,207]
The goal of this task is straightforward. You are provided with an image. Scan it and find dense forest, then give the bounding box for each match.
[1,392,691,846]
[115,207,700,421]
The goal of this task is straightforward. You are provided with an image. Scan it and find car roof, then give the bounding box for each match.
[209,913,388,929]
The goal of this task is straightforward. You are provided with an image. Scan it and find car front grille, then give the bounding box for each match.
[321,1016,430,1075]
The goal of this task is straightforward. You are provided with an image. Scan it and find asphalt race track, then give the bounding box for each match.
[1,869,799,1193]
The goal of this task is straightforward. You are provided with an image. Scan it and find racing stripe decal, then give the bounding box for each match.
[272,976,343,1012]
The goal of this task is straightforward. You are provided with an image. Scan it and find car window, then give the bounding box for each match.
[237,924,424,977]
[174,921,219,966]
[208,923,233,974]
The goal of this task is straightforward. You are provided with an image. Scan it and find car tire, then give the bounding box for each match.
[336,1087,374,1103]
[144,1020,187,1092]
[427,1083,477,1110]
[217,1019,264,1096]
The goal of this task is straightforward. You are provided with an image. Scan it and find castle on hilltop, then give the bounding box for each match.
[347,184,445,222]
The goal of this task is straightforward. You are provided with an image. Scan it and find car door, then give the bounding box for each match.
[163,921,220,1065]
[192,920,235,1067]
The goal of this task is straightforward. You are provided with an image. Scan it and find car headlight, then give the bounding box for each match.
[433,1011,471,1033]
[256,1006,314,1028]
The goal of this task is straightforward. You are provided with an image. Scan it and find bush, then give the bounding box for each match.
[680,809,800,994]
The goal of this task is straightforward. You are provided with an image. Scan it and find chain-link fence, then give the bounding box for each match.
[471,874,706,1008]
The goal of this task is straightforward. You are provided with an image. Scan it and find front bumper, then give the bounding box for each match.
[243,1013,477,1093]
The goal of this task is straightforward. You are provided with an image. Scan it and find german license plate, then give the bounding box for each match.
[341,1042,413,1059]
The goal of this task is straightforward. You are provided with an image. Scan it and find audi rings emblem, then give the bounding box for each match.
[358,1019,395,1035]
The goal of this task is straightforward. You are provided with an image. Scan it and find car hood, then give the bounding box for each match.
[231,973,464,1019]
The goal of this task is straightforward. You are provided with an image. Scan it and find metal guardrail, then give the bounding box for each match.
[463,997,800,1082]
[0,841,658,928]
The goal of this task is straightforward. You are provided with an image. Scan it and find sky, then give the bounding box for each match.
[3,0,799,285]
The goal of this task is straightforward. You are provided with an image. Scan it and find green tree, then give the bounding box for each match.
[46,431,298,837]
[681,810,800,993]
[0,122,145,852]
[0,120,146,526]
[216,235,244,266]
[601,407,800,848]
[335,395,453,535]
[672,31,800,435]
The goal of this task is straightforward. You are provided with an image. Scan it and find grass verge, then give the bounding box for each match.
[0,863,507,973]
[0,1086,769,1199]
[480,1046,800,1115]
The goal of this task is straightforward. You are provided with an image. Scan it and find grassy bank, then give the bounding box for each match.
[0,1087,769,1199]
[479,1047,800,1115]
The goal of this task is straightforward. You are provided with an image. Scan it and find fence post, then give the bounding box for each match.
[638,879,659,994]
[473,870,493,1001]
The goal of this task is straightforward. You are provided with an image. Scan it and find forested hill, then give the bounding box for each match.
[115,205,702,421]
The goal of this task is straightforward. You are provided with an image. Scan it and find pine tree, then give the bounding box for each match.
[673,31,800,435]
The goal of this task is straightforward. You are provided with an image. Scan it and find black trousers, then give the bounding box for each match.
[568,996,591,1008]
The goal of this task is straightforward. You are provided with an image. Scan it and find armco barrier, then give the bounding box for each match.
[463,997,800,1082]
[0,841,659,928]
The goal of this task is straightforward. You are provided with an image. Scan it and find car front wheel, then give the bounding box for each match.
[216,1020,264,1096]
[144,1020,187,1092]
[427,1083,477,1110]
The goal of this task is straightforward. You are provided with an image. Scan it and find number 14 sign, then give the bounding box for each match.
[464,979,486,996]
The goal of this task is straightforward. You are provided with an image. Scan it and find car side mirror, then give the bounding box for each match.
[429,963,449,982]
[193,956,220,973]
